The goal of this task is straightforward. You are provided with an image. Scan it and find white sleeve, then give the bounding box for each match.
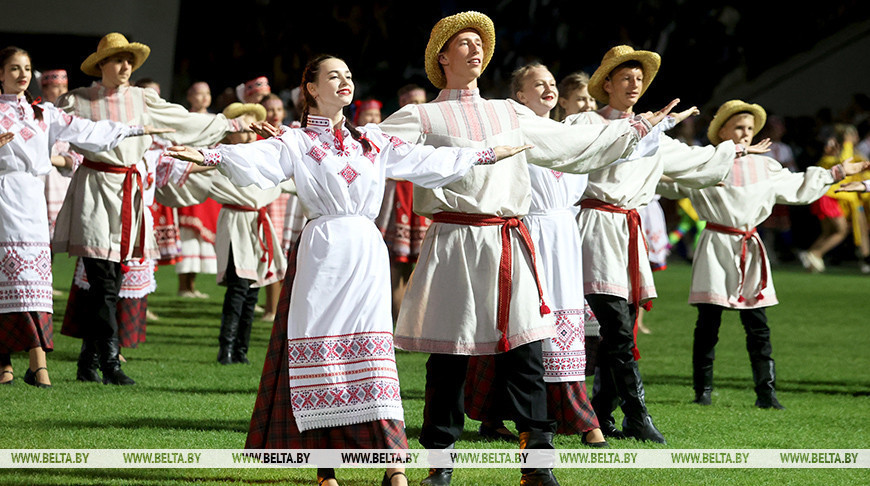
[45,103,140,153]
[200,131,300,189]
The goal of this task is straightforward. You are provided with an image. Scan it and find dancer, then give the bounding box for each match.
[463,62,607,447]
[568,45,746,444]
[168,54,531,486]
[378,13,681,485]
[39,69,78,241]
[52,32,247,385]
[553,71,597,121]
[0,46,157,388]
[657,100,869,407]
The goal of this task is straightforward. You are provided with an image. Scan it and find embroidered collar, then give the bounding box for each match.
[435,89,481,103]
[598,105,633,120]
[306,114,332,129]
[0,94,23,103]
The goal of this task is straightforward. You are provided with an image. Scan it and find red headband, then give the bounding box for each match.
[41,69,68,87]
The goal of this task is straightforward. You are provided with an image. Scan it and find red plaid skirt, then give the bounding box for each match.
[61,283,147,348]
[465,356,599,434]
[245,242,408,450]
[0,311,53,353]
[464,355,498,421]
[547,381,599,435]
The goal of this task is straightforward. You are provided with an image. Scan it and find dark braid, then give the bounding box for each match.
[0,46,42,121]
[299,54,371,153]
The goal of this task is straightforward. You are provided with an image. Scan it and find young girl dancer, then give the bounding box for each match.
[168,54,529,486]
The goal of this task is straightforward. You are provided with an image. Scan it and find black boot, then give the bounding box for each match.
[612,361,666,444]
[591,364,624,439]
[752,359,784,409]
[420,468,453,485]
[692,362,713,405]
[98,337,135,385]
[519,431,560,486]
[217,313,238,365]
[76,339,101,382]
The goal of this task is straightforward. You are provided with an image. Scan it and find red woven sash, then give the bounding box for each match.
[82,159,144,267]
[704,222,767,303]
[431,212,550,352]
[223,204,276,279]
[581,199,651,360]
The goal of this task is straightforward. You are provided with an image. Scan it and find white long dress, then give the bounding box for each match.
[0,95,135,314]
[199,115,495,431]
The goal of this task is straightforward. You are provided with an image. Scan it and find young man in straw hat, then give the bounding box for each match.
[565,45,769,444]
[379,12,686,486]
[52,32,247,385]
[658,100,869,409]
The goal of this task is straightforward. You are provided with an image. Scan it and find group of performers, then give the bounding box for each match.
[0,10,868,486]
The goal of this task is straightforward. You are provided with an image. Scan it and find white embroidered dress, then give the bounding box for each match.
[526,166,590,382]
[0,95,134,313]
[379,89,650,355]
[567,106,736,302]
[657,155,839,309]
[198,115,495,431]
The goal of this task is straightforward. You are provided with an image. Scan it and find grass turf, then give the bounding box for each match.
[0,255,867,485]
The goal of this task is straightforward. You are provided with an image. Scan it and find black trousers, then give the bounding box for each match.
[419,340,554,449]
[585,294,637,367]
[221,250,259,346]
[693,304,772,369]
[81,257,124,340]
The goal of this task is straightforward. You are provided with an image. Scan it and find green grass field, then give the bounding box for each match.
[0,255,867,485]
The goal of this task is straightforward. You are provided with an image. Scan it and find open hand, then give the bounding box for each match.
[835,181,868,193]
[251,121,281,139]
[670,105,700,125]
[494,144,534,161]
[0,132,13,148]
[640,99,680,126]
[843,158,870,176]
[747,138,772,154]
[165,145,205,164]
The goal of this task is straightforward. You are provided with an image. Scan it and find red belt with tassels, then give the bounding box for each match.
[223,204,275,279]
[704,222,767,303]
[431,212,550,352]
[580,199,651,360]
[82,159,144,269]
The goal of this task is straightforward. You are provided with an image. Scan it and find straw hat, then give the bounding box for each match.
[81,33,150,77]
[222,102,266,122]
[424,11,496,89]
[588,45,661,105]
[707,100,767,146]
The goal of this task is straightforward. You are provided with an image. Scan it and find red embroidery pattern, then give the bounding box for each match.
[37,120,47,132]
[338,163,360,185]
[0,104,9,113]
[542,350,586,379]
[290,380,401,412]
[364,151,376,163]
[287,333,394,365]
[389,135,405,148]
[307,145,327,164]
[474,148,496,165]
[0,246,52,281]
[201,150,222,167]
[551,170,563,180]
[61,112,73,125]
[19,127,33,141]
[0,117,13,129]
[551,309,583,351]
[303,128,319,141]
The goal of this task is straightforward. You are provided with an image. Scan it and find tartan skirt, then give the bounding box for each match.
[245,240,408,450]
[465,355,599,434]
[61,282,147,348]
[0,311,53,353]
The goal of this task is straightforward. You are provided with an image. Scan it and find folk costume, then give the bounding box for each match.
[378,15,650,483]
[657,100,848,408]
[464,165,600,436]
[52,33,242,384]
[191,114,500,450]
[569,45,737,443]
[0,93,139,366]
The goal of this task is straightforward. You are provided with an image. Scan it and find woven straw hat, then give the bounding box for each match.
[588,45,661,104]
[81,33,150,77]
[424,11,496,89]
[222,102,266,122]
[707,100,767,145]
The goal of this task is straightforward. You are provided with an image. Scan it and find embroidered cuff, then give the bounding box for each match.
[474,148,497,165]
[829,163,846,183]
[629,115,652,139]
[201,149,222,167]
[735,144,748,159]
[127,125,145,137]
